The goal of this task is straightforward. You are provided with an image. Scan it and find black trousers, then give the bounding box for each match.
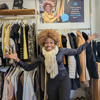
[47,69,71,100]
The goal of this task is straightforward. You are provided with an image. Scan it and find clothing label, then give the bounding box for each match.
[61,14,69,22]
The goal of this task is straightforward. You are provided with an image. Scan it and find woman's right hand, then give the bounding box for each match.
[56,14,60,19]
[4,50,20,62]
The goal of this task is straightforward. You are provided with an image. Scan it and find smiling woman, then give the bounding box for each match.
[42,1,60,23]
[38,29,60,46]
[4,29,100,100]
[44,38,55,51]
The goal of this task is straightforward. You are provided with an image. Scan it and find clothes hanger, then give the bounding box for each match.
[63,29,66,35]
[15,19,18,24]
[31,19,35,25]
[18,19,21,25]
[6,66,13,76]
[6,66,16,80]
[61,29,63,35]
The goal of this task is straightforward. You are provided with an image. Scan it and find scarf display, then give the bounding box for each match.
[42,45,58,78]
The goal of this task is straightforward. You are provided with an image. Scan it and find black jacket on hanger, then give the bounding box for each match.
[68,33,81,90]
[61,35,68,72]
[82,32,99,79]
[70,33,81,75]
[17,71,24,100]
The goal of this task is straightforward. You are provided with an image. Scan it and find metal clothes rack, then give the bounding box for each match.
[38,28,91,32]
[0,0,38,66]
[0,16,35,20]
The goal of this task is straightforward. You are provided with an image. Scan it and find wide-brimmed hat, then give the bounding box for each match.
[42,1,54,11]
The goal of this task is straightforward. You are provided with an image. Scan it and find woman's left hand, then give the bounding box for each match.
[87,32,100,43]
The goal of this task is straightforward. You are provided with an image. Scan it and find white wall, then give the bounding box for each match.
[0,0,35,9]
[91,0,100,41]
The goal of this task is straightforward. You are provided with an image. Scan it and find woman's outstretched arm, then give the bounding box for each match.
[63,32,100,56]
[4,51,43,71]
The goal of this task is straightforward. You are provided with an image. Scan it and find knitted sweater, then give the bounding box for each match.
[65,35,77,79]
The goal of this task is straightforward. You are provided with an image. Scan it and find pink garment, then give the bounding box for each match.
[9,82,16,100]
[2,77,9,100]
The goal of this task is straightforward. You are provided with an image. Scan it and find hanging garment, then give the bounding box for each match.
[57,0,61,21]
[32,70,37,100]
[28,23,36,62]
[20,26,23,60]
[65,34,77,79]
[23,25,28,59]
[2,23,8,58]
[76,32,91,83]
[92,40,96,57]
[1,72,5,100]
[25,71,36,100]
[10,24,20,55]
[18,26,21,59]
[6,67,16,100]
[9,38,16,65]
[68,33,81,90]
[96,42,100,62]
[76,31,88,85]
[70,33,81,75]
[2,76,8,100]
[92,40,100,62]
[9,68,20,100]
[82,32,99,79]
[40,63,45,92]
[0,25,3,65]
[59,0,64,16]
[17,71,24,100]
[2,67,14,100]
[4,24,11,48]
[35,69,40,100]
[14,69,22,100]
[66,35,76,79]
[61,35,68,72]
[0,72,2,99]
[22,71,29,100]
[25,25,29,58]
[58,34,66,65]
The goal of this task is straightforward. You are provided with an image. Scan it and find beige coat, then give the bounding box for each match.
[76,31,88,85]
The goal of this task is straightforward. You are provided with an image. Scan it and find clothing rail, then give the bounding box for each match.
[38,28,91,32]
[0,16,36,20]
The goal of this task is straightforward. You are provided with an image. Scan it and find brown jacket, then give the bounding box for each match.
[76,31,88,85]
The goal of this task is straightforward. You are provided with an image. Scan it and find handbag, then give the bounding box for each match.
[12,0,23,9]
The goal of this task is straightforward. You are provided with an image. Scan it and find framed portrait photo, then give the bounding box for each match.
[38,0,90,29]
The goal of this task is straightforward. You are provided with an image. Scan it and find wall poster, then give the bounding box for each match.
[38,0,90,29]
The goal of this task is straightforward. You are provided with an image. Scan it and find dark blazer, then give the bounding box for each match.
[82,32,99,79]
[68,33,81,90]
[61,35,68,72]
[70,33,81,75]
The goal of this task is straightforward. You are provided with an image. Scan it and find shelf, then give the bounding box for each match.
[0,9,38,16]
